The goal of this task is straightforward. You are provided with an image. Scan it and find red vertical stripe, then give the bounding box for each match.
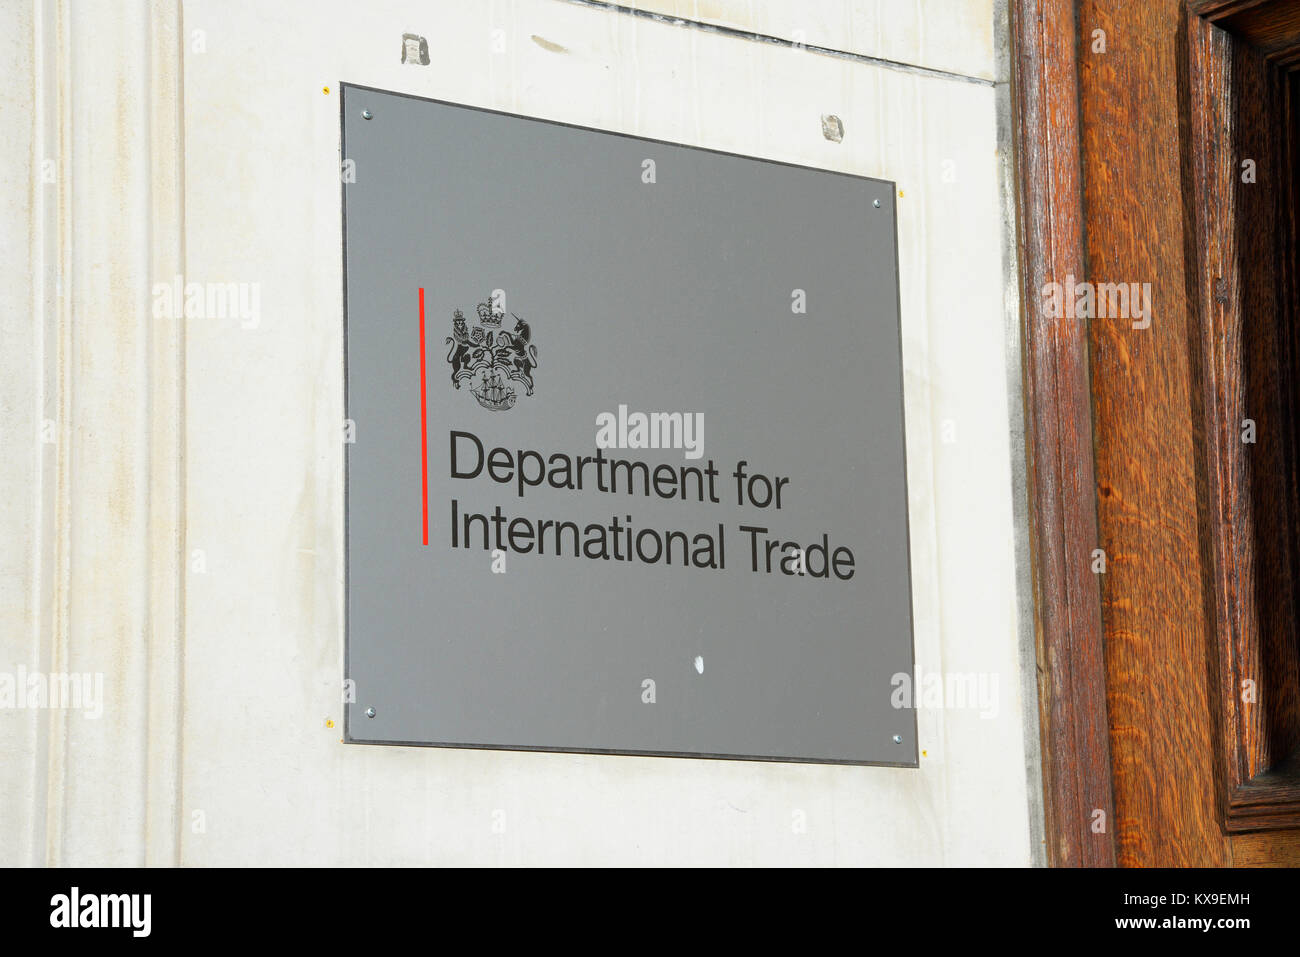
[418,288,429,545]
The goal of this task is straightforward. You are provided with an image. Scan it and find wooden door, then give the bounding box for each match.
[1014,0,1300,866]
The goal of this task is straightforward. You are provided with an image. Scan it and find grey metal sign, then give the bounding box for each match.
[342,83,916,765]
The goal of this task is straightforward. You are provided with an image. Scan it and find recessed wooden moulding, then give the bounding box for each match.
[1186,0,1300,832]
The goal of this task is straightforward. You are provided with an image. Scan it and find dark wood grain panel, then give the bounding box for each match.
[1186,5,1300,836]
[1189,0,1280,21]
[1218,4,1300,65]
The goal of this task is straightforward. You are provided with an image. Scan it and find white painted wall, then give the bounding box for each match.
[2,0,1041,866]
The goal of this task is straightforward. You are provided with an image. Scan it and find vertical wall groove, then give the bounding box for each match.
[14,0,187,867]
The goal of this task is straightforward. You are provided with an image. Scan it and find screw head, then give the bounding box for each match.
[361,109,373,120]
[365,707,376,718]
[892,734,903,744]
[873,198,882,208]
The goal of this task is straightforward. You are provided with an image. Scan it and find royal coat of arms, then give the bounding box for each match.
[444,296,539,411]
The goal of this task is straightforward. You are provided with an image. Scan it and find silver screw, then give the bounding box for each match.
[365,707,376,718]
[892,734,902,744]
[361,109,373,120]
[873,198,881,208]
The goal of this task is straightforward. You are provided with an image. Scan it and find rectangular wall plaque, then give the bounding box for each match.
[342,83,916,765]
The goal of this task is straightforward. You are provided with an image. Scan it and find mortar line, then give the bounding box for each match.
[557,0,997,87]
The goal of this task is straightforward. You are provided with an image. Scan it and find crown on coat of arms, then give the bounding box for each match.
[476,299,505,327]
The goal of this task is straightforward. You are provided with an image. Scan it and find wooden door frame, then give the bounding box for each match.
[1011,0,1116,869]
[1013,0,1300,865]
